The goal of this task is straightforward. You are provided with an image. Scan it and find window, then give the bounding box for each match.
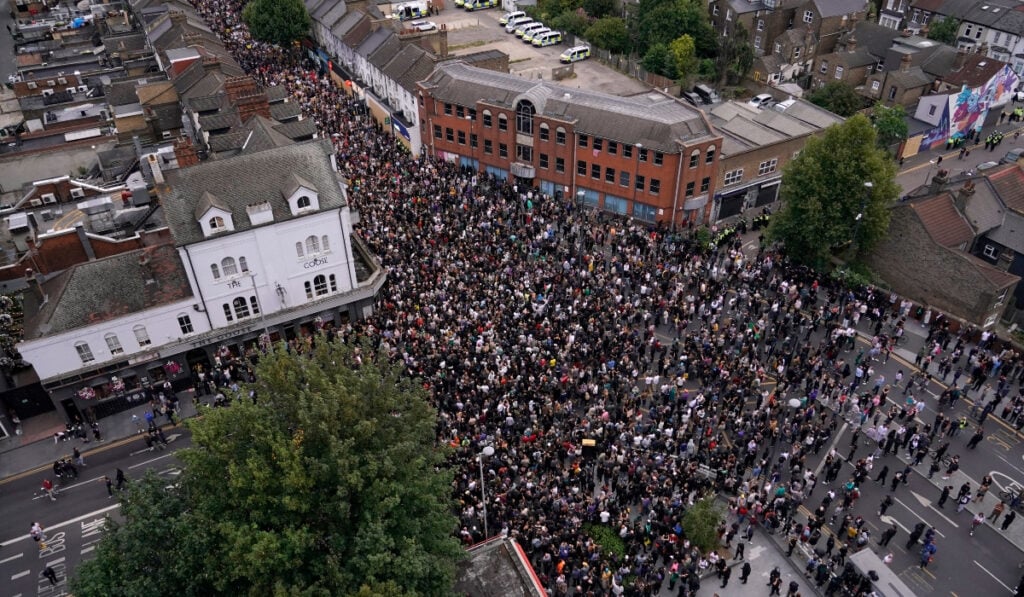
[556,128,566,144]
[639,147,648,162]
[297,195,311,209]
[484,139,493,154]
[623,144,633,158]
[483,111,492,127]
[803,9,813,23]
[654,152,664,166]
[208,216,224,230]
[634,202,656,222]
[608,141,618,155]
[712,4,718,15]
[700,176,710,193]
[871,80,880,91]
[649,178,661,195]
[724,169,744,185]
[457,130,466,145]
[619,171,630,187]
[516,144,532,162]
[329,274,338,292]
[556,157,565,173]
[433,124,442,139]
[995,287,1008,306]
[819,60,828,74]
[471,134,478,148]
[515,101,535,135]
[445,128,454,142]
[178,314,194,335]
[605,167,615,183]
[579,134,589,148]
[578,160,587,175]
[689,150,700,168]
[306,235,320,254]
[211,263,221,279]
[498,114,508,132]
[295,242,303,258]
[232,297,251,319]
[540,153,549,169]
[134,325,151,347]
[793,47,801,60]
[593,138,603,152]
[591,163,601,179]
[314,274,328,296]
[250,296,260,315]
[223,304,233,322]
[222,257,238,277]
[105,333,124,355]
[994,32,1002,45]
[444,102,452,115]
[456,105,465,118]
[834,65,844,79]
[774,42,782,54]
[976,27,983,40]
[239,256,249,272]
[983,244,997,258]
[685,181,695,197]
[304,281,313,299]
[705,146,716,165]
[964,24,972,38]
[757,19,764,31]
[635,174,646,191]
[540,124,550,141]
[754,36,761,49]
[499,143,508,159]
[888,86,897,100]
[75,342,94,364]
[758,159,778,176]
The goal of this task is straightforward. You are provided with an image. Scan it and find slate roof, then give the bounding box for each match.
[161,139,347,246]
[199,109,240,131]
[835,48,878,68]
[942,53,1012,88]
[887,65,933,88]
[269,101,302,121]
[909,193,975,248]
[962,177,1006,234]
[421,62,715,152]
[988,163,1024,215]
[814,0,867,18]
[189,93,226,113]
[274,118,319,139]
[265,85,289,103]
[986,210,1024,253]
[136,81,178,105]
[23,243,193,339]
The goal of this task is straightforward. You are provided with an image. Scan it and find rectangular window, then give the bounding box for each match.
[106,334,124,355]
[577,160,587,175]
[484,139,493,154]
[433,124,442,139]
[499,143,508,158]
[639,147,649,162]
[76,342,94,364]
[471,133,478,148]
[498,116,508,131]
[608,141,618,155]
[456,106,465,118]
[871,80,880,91]
[649,178,661,195]
[457,130,466,145]
[793,47,801,60]
[556,129,566,144]
[803,9,813,23]
[685,182,695,197]
[593,138,603,151]
[834,65,844,79]
[724,169,743,185]
[754,36,761,49]
[623,144,633,158]
[445,128,454,142]
[539,153,549,169]
[483,112,492,127]
[516,144,532,162]
[700,177,710,193]
[757,19,764,31]
[579,134,589,148]
[178,314,194,335]
[619,170,630,187]
[605,167,615,183]
[556,157,565,173]
[591,163,601,179]
[983,244,997,258]
[758,159,778,175]
[712,4,718,15]
[633,202,657,222]
[134,326,151,347]
[774,42,782,54]
[540,126,550,141]
[820,61,828,74]
[635,174,645,191]
[468,108,476,120]
[653,152,664,166]
[444,103,452,115]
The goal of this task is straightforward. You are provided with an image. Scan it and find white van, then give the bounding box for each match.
[559,45,591,63]
[533,31,563,47]
[499,10,525,25]
[523,27,551,43]
[505,16,532,33]
[516,21,545,38]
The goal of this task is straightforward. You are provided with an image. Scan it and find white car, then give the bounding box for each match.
[747,93,774,108]
[409,20,437,31]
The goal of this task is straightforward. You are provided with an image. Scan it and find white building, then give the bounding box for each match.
[18,139,385,417]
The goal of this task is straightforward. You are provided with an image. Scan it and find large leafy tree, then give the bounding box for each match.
[807,81,866,117]
[669,34,699,81]
[585,16,630,53]
[927,17,960,45]
[715,23,754,86]
[242,0,311,47]
[872,103,909,151]
[72,338,463,597]
[767,114,899,267]
[632,0,716,57]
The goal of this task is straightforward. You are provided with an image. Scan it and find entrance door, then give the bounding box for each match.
[60,398,83,425]
[718,192,745,220]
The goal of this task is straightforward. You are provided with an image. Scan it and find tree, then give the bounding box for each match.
[927,17,960,45]
[807,81,865,117]
[632,0,716,57]
[872,103,908,151]
[767,114,899,267]
[242,0,311,47]
[582,0,616,19]
[585,16,630,54]
[642,43,678,79]
[549,10,590,36]
[669,34,699,81]
[72,338,463,597]
[682,498,723,554]
[715,23,754,86]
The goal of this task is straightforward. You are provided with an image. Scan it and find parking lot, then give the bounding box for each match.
[425,7,650,97]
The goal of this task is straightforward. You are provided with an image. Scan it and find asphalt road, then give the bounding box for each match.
[0,431,191,597]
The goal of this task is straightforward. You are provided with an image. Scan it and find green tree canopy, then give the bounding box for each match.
[807,81,866,117]
[682,498,724,554]
[642,43,678,79]
[72,338,463,597]
[767,114,899,267]
[242,0,312,46]
[585,16,630,53]
[927,17,960,45]
[715,23,754,86]
[582,0,616,19]
[549,10,590,36]
[872,103,909,150]
[669,34,699,81]
[632,0,716,57]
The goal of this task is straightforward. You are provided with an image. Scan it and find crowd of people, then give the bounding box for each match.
[172,2,1024,595]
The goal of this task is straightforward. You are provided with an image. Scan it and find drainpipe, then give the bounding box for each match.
[182,245,214,329]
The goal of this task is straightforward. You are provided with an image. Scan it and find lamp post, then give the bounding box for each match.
[478,445,494,539]
[466,114,474,169]
[852,181,872,259]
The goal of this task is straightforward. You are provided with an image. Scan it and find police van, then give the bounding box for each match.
[499,10,525,25]
[516,21,546,38]
[533,31,563,47]
[465,0,497,11]
[505,15,533,33]
[559,45,591,63]
[522,27,550,43]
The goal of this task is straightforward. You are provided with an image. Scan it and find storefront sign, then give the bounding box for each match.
[303,256,328,269]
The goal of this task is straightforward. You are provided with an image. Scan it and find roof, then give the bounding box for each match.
[909,193,975,248]
[22,243,194,339]
[161,139,347,246]
[453,538,546,597]
[194,190,229,218]
[421,62,715,152]
[835,48,879,68]
[988,162,1024,214]
[887,65,933,88]
[962,177,1006,234]
[269,101,302,121]
[709,100,841,156]
[274,118,318,139]
[207,115,297,156]
[135,81,178,105]
[942,53,1012,88]
[986,210,1024,252]
[814,0,867,18]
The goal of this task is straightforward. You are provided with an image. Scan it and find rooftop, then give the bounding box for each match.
[988,162,1024,214]
[453,538,546,597]
[908,193,975,248]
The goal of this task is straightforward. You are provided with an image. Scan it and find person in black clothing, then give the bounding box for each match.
[41,566,58,586]
[938,485,953,508]
[721,566,732,588]
[878,494,894,516]
[906,522,926,548]
[874,465,889,485]
[740,561,752,584]
[879,524,898,547]
[1003,510,1018,531]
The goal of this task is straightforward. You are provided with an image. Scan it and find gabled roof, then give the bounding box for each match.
[813,0,867,18]
[988,162,1024,215]
[942,53,1012,88]
[195,190,229,219]
[274,118,318,139]
[269,101,302,121]
[282,172,318,199]
[207,115,297,156]
[887,65,933,88]
[135,81,178,105]
[908,193,975,248]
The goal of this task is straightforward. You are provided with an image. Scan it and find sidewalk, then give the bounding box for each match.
[0,390,199,480]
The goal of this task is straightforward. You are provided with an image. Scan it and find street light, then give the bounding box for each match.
[853,181,872,258]
[478,445,494,539]
[465,114,474,169]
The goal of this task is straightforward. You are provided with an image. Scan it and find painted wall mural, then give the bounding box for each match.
[919,64,1020,151]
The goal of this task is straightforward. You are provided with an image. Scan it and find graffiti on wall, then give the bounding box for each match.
[919,64,1020,151]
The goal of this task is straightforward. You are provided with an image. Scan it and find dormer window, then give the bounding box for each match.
[209,216,225,230]
[282,173,320,215]
[297,195,311,209]
[196,191,234,237]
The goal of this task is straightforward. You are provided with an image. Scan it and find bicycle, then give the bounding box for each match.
[998,485,1024,512]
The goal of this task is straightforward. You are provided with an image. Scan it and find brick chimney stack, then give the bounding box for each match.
[225,76,259,104]
[900,53,913,72]
[174,136,200,168]
[236,91,271,122]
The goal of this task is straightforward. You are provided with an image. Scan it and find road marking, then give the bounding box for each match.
[10,570,29,580]
[81,545,95,554]
[46,556,64,567]
[893,497,948,536]
[0,553,22,563]
[909,490,960,528]
[974,560,1012,592]
[128,452,176,469]
[31,474,109,500]
[0,504,119,547]
[815,422,848,478]
[879,514,910,534]
[0,432,155,486]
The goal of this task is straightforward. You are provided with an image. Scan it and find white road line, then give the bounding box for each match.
[974,560,1013,592]
[0,504,119,547]
[0,553,23,564]
[128,452,176,469]
[80,545,95,554]
[11,570,29,580]
[46,556,65,567]
[893,497,948,536]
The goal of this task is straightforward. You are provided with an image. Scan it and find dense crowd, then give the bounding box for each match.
[180,3,1024,595]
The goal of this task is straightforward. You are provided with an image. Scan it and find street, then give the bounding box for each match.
[0,432,190,597]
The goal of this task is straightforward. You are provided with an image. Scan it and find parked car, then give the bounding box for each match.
[747,93,774,108]
[559,45,591,63]
[532,31,563,47]
[693,84,719,105]
[1000,147,1024,164]
[409,20,437,31]
[499,10,525,25]
[522,27,551,43]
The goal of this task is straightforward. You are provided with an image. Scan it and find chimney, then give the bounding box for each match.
[139,250,157,285]
[955,180,976,213]
[236,91,271,122]
[174,136,199,168]
[24,269,45,303]
[76,224,96,261]
[846,35,857,52]
[929,168,949,195]
[225,76,258,104]
[201,57,222,74]
[979,42,989,56]
[168,10,187,25]
[900,53,913,72]
[147,154,164,185]
[954,49,967,71]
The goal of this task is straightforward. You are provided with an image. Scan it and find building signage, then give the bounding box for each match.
[303,256,328,269]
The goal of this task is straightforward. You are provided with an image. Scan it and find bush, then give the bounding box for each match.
[682,497,723,553]
[584,523,626,559]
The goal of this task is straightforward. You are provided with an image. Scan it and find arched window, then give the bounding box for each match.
[306,235,320,254]
[482,109,493,128]
[295,242,304,258]
[539,123,550,141]
[705,146,716,165]
[321,235,330,253]
[498,113,508,132]
[210,263,220,279]
[233,297,250,319]
[221,257,238,276]
[689,149,701,169]
[209,216,224,230]
[314,274,328,296]
[515,100,535,135]
[329,274,338,292]
[223,304,234,322]
[75,341,94,363]
[105,333,123,355]
[134,325,151,347]
[249,296,260,315]
[239,256,249,273]
[297,195,311,209]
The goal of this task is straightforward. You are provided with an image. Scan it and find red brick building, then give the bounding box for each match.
[418,62,723,226]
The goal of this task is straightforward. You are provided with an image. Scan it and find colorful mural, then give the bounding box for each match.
[919,64,1021,151]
